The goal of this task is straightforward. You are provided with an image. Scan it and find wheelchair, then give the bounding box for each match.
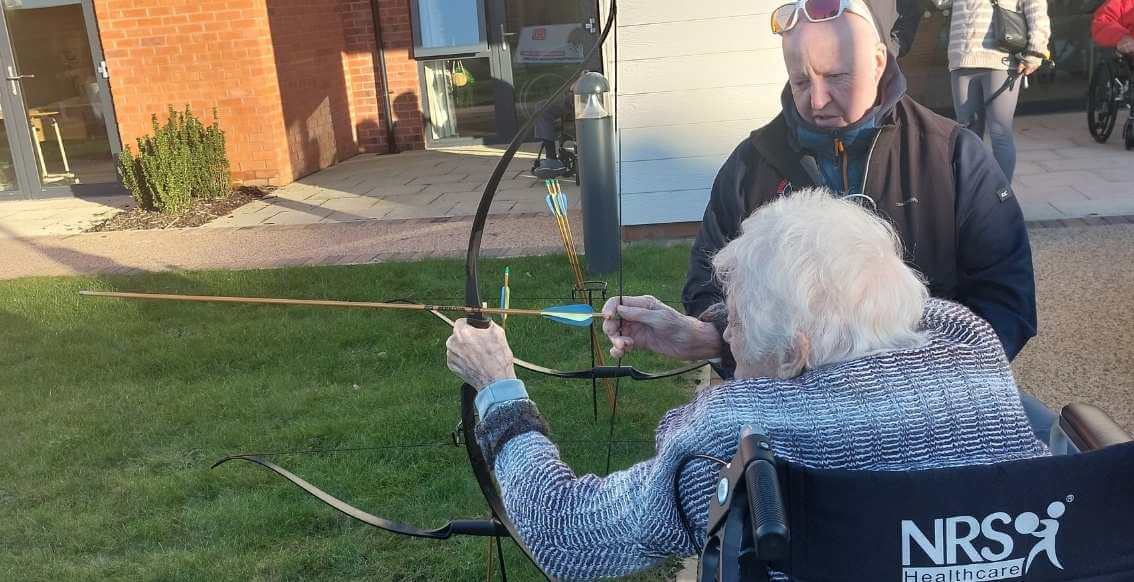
[530,88,580,184]
[1087,51,1134,150]
[701,404,1134,581]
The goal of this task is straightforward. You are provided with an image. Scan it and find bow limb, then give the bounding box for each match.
[212,455,506,539]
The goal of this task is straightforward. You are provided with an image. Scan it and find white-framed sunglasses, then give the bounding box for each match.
[770,0,878,36]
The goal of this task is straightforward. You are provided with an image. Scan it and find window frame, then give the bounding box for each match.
[409,0,490,60]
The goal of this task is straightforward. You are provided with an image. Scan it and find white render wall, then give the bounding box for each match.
[609,0,788,225]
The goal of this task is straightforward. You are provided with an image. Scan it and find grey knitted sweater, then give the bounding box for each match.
[932,0,1051,70]
[474,300,1048,580]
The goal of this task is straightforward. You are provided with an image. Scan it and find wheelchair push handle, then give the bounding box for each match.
[745,459,790,560]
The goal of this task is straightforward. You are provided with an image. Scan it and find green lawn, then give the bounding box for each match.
[0,245,701,581]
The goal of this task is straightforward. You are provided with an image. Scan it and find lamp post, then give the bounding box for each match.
[573,71,619,275]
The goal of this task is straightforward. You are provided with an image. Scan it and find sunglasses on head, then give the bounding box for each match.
[771,0,877,36]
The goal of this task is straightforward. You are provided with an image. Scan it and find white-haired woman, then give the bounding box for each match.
[446,189,1048,580]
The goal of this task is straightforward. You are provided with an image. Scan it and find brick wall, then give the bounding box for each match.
[93,0,425,186]
[372,0,424,151]
[267,0,368,179]
[94,0,292,185]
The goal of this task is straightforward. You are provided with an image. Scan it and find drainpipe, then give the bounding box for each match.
[370,0,399,154]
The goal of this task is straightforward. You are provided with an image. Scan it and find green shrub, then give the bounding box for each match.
[117,106,231,214]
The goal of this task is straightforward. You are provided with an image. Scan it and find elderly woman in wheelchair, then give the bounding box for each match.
[446,189,1134,581]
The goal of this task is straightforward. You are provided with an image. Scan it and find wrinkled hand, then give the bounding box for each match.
[1017,60,1040,77]
[601,295,722,360]
[1119,36,1134,56]
[446,319,517,390]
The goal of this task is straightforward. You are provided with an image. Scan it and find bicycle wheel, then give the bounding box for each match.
[1088,60,1119,143]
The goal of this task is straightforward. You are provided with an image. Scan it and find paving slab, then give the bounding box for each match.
[1017,202,1067,221]
[1017,170,1112,190]
[1070,182,1134,201]
[0,195,132,239]
[1049,197,1134,218]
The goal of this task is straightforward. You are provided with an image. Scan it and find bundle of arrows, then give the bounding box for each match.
[544,179,618,411]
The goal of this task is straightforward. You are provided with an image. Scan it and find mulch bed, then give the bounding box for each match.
[86,186,271,233]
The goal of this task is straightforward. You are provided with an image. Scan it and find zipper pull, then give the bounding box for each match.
[834,138,849,194]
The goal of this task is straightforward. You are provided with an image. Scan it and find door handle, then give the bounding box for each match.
[6,65,34,81]
[6,66,32,95]
[499,23,517,41]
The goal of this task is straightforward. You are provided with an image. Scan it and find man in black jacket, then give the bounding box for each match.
[683,1,1037,364]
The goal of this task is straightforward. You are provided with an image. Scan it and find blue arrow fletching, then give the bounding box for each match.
[557,192,569,214]
[545,194,558,215]
[540,303,598,327]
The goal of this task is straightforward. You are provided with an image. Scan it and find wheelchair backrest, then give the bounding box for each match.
[772,442,1134,581]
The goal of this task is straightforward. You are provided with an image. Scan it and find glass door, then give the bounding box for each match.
[415,0,511,145]
[416,0,600,146]
[501,0,601,130]
[0,0,121,198]
[421,55,503,142]
[0,99,23,193]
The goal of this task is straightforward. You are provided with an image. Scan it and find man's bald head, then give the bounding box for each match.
[781,12,887,129]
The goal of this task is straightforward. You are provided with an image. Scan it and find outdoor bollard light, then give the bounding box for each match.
[573,71,619,275]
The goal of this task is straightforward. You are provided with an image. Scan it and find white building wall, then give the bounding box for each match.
[610,0,788,226]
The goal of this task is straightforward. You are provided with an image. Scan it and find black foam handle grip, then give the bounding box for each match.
[744,459,789,561]
[468,314,491,329]
[448,519,508,537]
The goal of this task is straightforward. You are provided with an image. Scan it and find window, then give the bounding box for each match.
[410,0,488,59]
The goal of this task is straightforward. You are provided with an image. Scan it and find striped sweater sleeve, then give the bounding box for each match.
[477,400,699,580]
[946,0,1051,70]
[1023,0,1052,64]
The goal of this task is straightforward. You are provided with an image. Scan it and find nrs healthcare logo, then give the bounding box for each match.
[900,499,1070,582]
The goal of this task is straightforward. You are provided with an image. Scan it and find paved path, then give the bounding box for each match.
[204,145,577,229]
[0,145,571,239]
[1013,112,1134,220]
[207,113,1134,227]
[0,212,574,280]
[0,194,132,238]
[2,112,1132,240]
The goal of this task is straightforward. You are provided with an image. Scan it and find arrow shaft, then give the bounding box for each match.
[79,290,602,320]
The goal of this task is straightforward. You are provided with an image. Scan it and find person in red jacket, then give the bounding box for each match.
[1092,0,1134,55]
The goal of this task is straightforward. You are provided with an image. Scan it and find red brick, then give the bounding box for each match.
[95,0,422,187]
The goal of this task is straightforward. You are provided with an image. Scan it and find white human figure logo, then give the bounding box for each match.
[1014,501,1066,572]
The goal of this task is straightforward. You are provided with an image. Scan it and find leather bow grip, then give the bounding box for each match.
[468,312,492,330]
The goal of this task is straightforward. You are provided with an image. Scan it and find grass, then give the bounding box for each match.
[0,244,700,581]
